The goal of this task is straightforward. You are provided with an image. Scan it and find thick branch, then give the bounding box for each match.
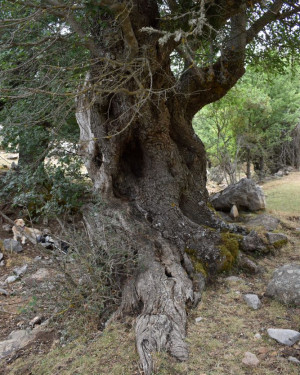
[178,0,299,116]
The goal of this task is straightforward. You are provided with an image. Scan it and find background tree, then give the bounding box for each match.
[194,66,300,182]
[1,1,300,373]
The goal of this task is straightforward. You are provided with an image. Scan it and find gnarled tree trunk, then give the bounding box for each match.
[74,1,255,373]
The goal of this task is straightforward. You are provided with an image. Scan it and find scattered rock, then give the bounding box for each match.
[266,264,300,306]
[242,351,260,366]
[0,260,4,267]
[5,275,19,284]
[2,224,11,232]
[241,231,269,254]
[210,178,266,212]
[230,204,239,219]
[195,317,203,323]
[243,294,262,310]
[288,356,300,364]
[238,254,261,274]
[254,333,262,340]
[13,264,28,277]
[275,170,284,177]
[244,214,280,231]
[267,328,300,346]
[266,232,288,246]
[0,288,8,296]
[0,252,3,261]
[3,239,23,253]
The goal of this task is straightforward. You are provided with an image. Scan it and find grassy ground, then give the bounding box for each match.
[263,171,300,216]
[3,173,300,375]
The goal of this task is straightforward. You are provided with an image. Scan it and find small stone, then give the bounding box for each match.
[243,294,262,310]
[0,288,8,296]
[242,351,260,366]
[267,328,300,346]
[0,260,4,267]
[254,333,262,340]
[5,275,18,284]
[0,252,3,261]
[288,356,300,364]
[34,256,42,261]
[230,204,239,219]
[195,317,203,323]
[13,264,28,277]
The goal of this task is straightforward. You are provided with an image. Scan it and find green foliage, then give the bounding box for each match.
[193,67,300,179]
[0,156,88,217]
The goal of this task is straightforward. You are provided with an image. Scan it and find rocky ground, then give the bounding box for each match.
[0,172,299,374]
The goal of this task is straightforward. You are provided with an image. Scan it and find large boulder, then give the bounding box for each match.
[266,264,300,306]
[210,178,266,212]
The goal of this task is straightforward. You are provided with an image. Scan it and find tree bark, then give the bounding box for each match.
[76,73,244,373]
[73,1,249,373]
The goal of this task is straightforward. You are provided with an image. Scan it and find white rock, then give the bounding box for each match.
[13,264,28,277]
[0,252,3,261]
[288,356,300,364]
[195,317,203,323]
[5,275,18,284]
[230,204,239,219]
[243,294,262,310]
[242,351,260,366]
[254,333,262,340]
[267,328,300,346]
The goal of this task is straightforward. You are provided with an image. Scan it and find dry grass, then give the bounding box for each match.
[263,171,300,216]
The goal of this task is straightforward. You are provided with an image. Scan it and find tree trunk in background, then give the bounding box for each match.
[246,148,251,179]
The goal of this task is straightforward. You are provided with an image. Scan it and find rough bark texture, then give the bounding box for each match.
[73,1,291,373]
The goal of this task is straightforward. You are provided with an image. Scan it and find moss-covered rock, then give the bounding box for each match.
[218,233,240,272]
